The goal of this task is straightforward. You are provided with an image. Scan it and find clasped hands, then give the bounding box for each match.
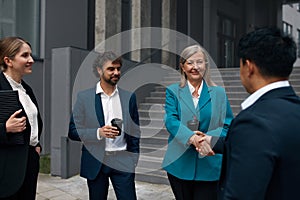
[190,131,215,156]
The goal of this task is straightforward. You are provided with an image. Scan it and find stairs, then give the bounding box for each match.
[135,67,300,184]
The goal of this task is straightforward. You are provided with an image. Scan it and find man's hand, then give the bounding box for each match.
[98,125,119,139]
[192,131,215,156]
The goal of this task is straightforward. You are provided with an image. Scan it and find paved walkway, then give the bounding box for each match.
[36,173,174,200]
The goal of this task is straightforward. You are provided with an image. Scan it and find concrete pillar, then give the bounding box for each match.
[141,1,151,63]
[162,0,171,65]
[95,0,106,46]
[106,0,122,38]
[162,0,177,68]
[131,0,141,61]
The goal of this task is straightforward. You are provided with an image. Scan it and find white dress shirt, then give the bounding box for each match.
[187,80,203,108]
[241,80,290,110]
[95,81,127,151]
[4,73,39,146]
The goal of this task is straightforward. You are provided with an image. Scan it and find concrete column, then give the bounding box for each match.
[162,0,170,65]
[104,0,122,53]
[162,0,177,67]
[95,0,106,47]
[131,0,141,61]
[106,0,122,38]
[203,0,211,50]
[141,0,151,63]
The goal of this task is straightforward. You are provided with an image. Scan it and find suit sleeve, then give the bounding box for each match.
[221,112,276,199]
[0,122,7,143]
[127,93,140,154]
[207,91,233,137]
[211,94,234,153]
[68,93,99,142]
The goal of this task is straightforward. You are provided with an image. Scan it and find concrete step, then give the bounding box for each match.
[140,126,168,138]
[139,109,164,118]
[228,98,246,105]
[145,97,166,104]
[140,135,168,146]
[139,103,165,110]
[140,117,165,127]
[150,91,166,97]
[135,155,168,185]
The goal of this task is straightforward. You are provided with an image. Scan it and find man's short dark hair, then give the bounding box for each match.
[238,27,297,78]
[92,51,122,77]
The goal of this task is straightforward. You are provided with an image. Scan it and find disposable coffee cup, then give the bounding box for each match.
[111,118,123,136]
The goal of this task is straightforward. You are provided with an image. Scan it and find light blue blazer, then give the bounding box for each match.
[162,81,233,181]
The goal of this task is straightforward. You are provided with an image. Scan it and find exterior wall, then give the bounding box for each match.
[1,0,295,177]
[283,3,300,66]
[93,0,285,67]
[39,0,91,155]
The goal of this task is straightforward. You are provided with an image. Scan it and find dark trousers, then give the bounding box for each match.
[167,173,218,200]
[0,146,40,200]
[87,162,136,200]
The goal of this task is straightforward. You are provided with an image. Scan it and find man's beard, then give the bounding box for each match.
[103,75,120,86]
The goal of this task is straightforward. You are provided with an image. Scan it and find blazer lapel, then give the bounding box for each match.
[118,88,129,137]
[0,72,13,90]
[179,85,198,117]
[197,81,211,110]
[95,93,105,127]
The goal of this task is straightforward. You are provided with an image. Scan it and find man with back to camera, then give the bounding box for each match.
[198,27,300,199]
[68,51,140,200]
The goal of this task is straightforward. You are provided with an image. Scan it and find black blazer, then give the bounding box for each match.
[217,86,300,200]
[0,72,43,198]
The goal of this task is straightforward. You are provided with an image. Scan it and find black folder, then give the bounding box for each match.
[0,90,24,145]
[0,90,22,122]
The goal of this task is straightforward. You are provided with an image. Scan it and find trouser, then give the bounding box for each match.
[0,146,40,200]
[167,173,218,200]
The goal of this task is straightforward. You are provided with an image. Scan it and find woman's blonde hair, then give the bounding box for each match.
[179,45,215,87]
[0,37,30,71]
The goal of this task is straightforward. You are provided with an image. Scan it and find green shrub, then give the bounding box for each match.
[39,154,50,174]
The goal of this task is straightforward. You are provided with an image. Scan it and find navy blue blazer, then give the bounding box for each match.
[0,72,43,198]
[218,86,300,200]
[68,86,140,180]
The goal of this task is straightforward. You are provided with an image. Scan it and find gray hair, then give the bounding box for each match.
[92,51,122,77]
[179,45,215,87]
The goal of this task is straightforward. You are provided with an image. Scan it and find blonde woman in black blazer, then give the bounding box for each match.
[0,37,43,200]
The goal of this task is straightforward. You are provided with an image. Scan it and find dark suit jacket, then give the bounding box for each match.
[68,86,140,180]
[217,86,300,200]
[0,72,43,198]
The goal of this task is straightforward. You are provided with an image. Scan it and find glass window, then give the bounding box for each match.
[218,14,237,68]
[0,0,40,56]
[283,22,293,36]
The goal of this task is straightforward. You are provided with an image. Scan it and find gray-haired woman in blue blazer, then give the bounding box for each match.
[162,45,233,200]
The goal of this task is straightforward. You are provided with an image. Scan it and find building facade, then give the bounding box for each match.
[283,2,300,66]
[0,0,299,177]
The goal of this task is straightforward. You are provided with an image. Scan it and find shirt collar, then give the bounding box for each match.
[187,80,203,98]
[3,72,25,91]
[96,81,119,96]
[241,80,290,110]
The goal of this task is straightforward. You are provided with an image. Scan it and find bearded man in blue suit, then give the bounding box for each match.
[69,52,140,200]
